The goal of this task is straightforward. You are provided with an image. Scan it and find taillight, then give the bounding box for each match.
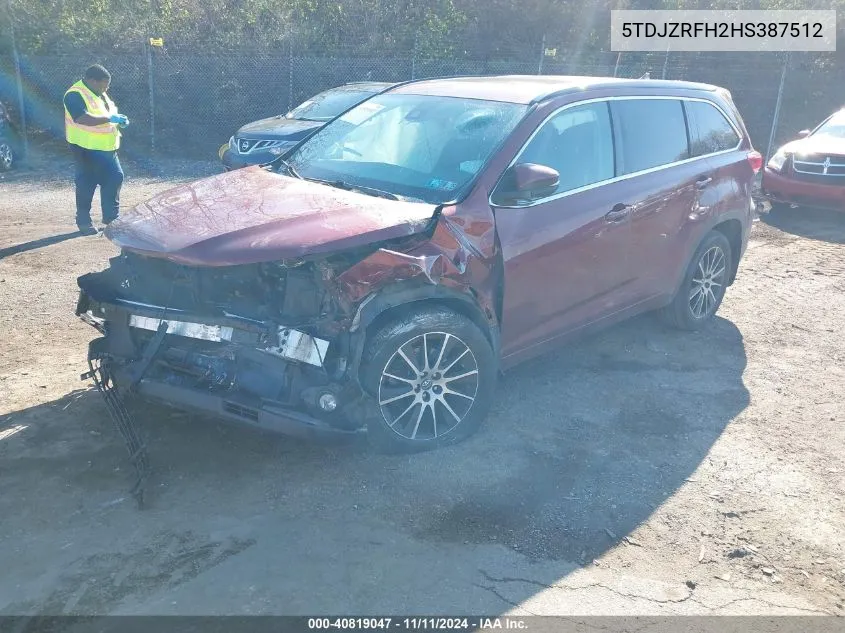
[747,150,763,174]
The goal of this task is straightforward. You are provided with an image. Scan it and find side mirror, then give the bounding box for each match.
[797,129,811,139]
[493,163,560,206]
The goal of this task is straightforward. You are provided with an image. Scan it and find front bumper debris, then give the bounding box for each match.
[76,277,362,506]
[82,337,151,508]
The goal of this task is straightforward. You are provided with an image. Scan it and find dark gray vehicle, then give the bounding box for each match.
[218,82,394,170]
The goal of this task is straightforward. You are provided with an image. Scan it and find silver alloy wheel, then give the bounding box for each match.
[689,245,726,319]
[0,142,12,170]
[377,331,479,441]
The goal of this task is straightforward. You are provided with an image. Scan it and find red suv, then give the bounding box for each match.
[76,76,760,454]
[763,108,845,212]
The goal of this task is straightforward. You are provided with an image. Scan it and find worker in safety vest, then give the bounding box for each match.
[63,65,129,235]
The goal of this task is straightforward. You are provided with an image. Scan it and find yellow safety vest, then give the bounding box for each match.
[64,80,121,151]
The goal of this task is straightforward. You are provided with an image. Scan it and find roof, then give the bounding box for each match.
[391,75,720,105]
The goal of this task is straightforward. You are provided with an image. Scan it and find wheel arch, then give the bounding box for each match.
[712,218,743,285]
[346,282,500,388]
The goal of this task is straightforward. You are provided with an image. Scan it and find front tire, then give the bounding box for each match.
[361,306,497,453]
[661,230,732,330]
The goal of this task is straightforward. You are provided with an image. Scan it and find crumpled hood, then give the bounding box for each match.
[781,135,845,156]
[105,167,438,266]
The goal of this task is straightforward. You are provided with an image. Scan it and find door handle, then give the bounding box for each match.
[605,203,630,223]
[696,176,713,189]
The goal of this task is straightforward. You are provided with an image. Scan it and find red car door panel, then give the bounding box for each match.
[495,184,633,358]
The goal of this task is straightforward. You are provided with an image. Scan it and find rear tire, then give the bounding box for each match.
[660,231,732,331]
[361,306,497,453]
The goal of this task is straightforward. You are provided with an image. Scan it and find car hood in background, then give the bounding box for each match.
[105,167,438,266]
[236,116,323,140]
[781,135,845,156]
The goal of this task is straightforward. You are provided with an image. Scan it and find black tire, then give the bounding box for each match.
[660,230,733,331]
[0,139,14,171]
[361,306,497,453]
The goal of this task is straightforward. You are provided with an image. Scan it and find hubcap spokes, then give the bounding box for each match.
[378,332,479,441]
[689,246,726,319]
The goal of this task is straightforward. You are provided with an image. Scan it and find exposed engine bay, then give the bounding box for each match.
[77,248,375,429]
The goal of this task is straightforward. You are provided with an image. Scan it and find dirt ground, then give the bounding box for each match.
[1,151,844,616]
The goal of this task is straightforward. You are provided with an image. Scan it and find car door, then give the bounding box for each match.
[492,100,638,359]
[684,97,748,232]
[608,97,716,303]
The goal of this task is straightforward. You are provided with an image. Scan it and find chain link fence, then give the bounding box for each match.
[1,44,843,163]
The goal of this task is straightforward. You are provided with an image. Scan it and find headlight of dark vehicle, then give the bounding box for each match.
[767,149,789,172]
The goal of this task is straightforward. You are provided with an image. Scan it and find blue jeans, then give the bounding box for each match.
[72,145,124,226]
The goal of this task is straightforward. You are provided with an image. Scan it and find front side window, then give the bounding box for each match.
[611,99,689,175]
[686,100,741,156]
[286,93,528,204]
[510,101,615,198]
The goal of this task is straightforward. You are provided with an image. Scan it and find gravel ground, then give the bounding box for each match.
[1,153,844,616]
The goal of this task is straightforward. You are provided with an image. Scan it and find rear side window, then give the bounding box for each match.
[685,100,741,156]
[610,99,689,175]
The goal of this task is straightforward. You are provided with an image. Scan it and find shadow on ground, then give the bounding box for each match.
[0,314,749,614]
[760,206,845,244]
[0,231,85,259]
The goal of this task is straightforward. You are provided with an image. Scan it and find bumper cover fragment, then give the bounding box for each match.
[85,337,151,509]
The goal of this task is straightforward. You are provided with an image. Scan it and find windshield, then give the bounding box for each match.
[285,93,528,204]
[813,111,845,140]
[287,89,376,122]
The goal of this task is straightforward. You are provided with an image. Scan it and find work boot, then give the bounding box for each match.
[77,224,99,236]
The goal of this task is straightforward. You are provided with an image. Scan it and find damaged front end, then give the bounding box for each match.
[76,170,502,506]
[77,249,372,437]
[76,248,378,505]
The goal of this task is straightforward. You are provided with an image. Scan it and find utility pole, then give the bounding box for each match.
[766,52,790,162]
[146,41,155,154]
[538,34,546,75]
[5,0,28,159]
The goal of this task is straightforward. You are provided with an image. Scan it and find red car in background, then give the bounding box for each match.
[762,108,845,212]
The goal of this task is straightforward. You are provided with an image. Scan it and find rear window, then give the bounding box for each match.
[685,100,740,156]
[610,99,689,175]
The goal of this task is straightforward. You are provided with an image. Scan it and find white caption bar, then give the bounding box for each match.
[611,10,836,52]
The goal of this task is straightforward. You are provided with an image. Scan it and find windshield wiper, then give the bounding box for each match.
[312,178,401,201]
[268,157,303,179]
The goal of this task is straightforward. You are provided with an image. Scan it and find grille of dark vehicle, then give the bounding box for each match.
[792,154,845,184]
[236,138,284,154]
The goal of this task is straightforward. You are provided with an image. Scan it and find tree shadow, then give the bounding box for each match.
[759,206,845,244]
[0,231,87,259]
[0,314,748,615]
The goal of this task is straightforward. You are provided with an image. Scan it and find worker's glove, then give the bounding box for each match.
[109,114,129,127]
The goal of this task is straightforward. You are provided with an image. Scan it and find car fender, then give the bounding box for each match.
[344,280,500,389]
[670,209,748,297]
